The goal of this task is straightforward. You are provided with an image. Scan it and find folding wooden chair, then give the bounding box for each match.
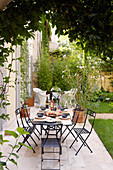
[15,108,38,153]
[69,109,96,155]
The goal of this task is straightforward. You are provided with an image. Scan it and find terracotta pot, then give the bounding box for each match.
[73,109,86,123]
[20,107,30,117]
[26,98,34,107]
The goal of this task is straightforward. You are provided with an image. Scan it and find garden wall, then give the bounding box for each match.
[99,72,113,92]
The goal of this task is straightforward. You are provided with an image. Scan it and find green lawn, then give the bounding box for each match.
[88,101,113,113]
[89,119,113,158]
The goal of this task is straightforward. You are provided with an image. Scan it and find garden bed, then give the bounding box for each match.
[89,101,113,113]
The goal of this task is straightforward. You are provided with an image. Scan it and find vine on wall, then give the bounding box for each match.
[20,40,31,104]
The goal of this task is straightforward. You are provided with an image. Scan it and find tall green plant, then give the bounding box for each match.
[37,57,53,92]
[61,40,100,109]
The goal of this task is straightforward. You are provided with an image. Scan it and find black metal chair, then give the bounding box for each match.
[69,109,96,155]
[15,108,38,153]
[41,122,63,170]
[61,109,79,143]
[22,104,41,138]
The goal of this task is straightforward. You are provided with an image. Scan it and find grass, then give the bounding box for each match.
[89,119,113,158]
[88,101,113,113]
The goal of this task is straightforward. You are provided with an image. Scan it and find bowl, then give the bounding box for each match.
[40,107,46,110]
[60,108,65,111]
[61,113,68,118]
[37,112,44,117]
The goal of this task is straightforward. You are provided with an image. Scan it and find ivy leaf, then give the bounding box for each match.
[9,158,17,166]
[0,113,10,120]
[17,127,29,135]
[72,6,76,11]
[13,145,19,149]
[18,142,33,150]
[3,76,10,83]
[0,152,6,158]
[0,161,6,166]
[8,64,12,68]
[8,144,14,148]
[5,130,18,138]
[2,140,9,143]
[0,135,3,145]
[10,153,19,159]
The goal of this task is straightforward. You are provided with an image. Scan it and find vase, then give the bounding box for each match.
[73,109,86,123]
[26,98,34,107]
[20,107,30,117]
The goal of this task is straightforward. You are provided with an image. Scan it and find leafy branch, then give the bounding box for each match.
[0,127,32,170]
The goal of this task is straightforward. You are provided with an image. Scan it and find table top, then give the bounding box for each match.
[32,108,72,125]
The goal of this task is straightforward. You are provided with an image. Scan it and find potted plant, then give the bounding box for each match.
[73,75,87,123]
[62,52,99,123]
[25,97,34,107]
[20,104,30,117]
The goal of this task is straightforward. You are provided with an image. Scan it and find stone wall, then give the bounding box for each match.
[98,72,113,92]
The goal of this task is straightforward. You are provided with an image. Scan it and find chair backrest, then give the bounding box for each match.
[84,109,96,132]
[41,122,63,138]
[33,88,47,106]
[15,106,31,129]
[15,108,21,127]
[22,105,32,127]
[15,108,25,128]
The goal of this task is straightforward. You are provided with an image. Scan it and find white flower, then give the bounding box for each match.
[63,55,66,58]
[79,66,85,69]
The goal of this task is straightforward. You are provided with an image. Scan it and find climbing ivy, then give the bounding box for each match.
[20,40,31,104]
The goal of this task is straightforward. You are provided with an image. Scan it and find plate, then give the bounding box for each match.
[59,116,70,120]
[38,109,44,112]
[46,120,57,123]
[35,115,46,119]
[46,118,56,122]
[62,110,68,113]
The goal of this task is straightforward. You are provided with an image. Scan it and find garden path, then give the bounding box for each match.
[96,113,113,119]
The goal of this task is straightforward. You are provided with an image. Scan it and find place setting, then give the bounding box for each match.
[34,107,71,123]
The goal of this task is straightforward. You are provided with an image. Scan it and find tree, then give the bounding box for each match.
[0,0,112,61]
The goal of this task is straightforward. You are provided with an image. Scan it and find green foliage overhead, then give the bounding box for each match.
[0,0,112,60]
